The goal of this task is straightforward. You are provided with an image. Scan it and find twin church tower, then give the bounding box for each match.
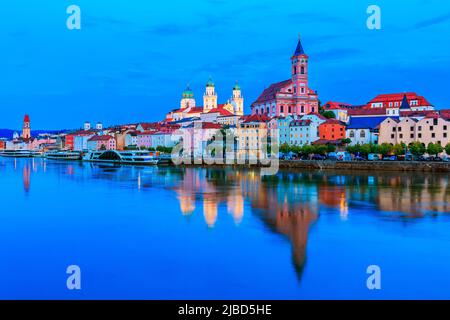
[166,78,244,122]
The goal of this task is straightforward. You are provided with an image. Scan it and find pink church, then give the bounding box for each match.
[251,38,319,117]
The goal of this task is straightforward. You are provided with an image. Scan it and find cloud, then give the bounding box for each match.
[414,12,450,29]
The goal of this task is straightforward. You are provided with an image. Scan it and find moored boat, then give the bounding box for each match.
[83,150,159,165]
[45,151,82,161]
[0,150,33,158]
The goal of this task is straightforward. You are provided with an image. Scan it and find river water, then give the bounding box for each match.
[1,158,449,299]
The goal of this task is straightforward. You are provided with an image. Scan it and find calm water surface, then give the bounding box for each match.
[1,158,450,299]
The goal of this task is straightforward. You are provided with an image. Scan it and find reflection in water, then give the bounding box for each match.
[4,159,450,281]
[22,164,30,193]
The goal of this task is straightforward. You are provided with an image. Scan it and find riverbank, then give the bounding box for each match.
[278,160,450,173]
[177,159,450,173]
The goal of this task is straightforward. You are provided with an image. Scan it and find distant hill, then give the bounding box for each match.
[0,129,67,139]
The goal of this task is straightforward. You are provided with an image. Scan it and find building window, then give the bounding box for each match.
[301,105,304,113]
[410,126,414,131]
[430,126,434,131]
[444,133,448,138]
[391,134,395,139]
[360,131,365,138]
[349,131,355,138]
[418,133,422,138]
[293,66,297,74]
[432,133,436,138]
[301,66,305,74]
[418,126,422,131]
[288,106,292,113]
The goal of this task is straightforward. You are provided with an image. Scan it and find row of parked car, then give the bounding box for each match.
[280,152,450,162]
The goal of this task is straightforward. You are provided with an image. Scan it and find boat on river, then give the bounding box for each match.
[82,150,159,165]
[45,151,82,161]
[0,150,34,158]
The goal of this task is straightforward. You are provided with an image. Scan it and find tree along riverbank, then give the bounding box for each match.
[175,160,450,173]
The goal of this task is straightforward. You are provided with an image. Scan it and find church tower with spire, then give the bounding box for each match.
[22,114,31,139]
[203,77,218,113]
[292,36,309,98]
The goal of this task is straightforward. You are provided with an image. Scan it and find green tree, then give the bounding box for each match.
[280,143,290,155]
[427,143,443,156]
[313,145,327,155]
[326,144,336,153]
[445,143,450,156]
[360,144,372,156]
[322,111,336,119]
[100,144,106,150]
[378,143,393,156]
[341,138,352,146]
[393,143,406,156]
[409,142,426,156]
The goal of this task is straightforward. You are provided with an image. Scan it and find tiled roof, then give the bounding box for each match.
[88,135,113,142]
[243,114,271,123]
[208,107,234,116]
[348,108,387,116]
[253,79,292,104]
[347,116,395,129]
[367,92,432,108]
[322,119,345,126]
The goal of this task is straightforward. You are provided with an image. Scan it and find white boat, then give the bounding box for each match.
[83,150,159,165]
[45,151,82,161]
[0,150,33,158]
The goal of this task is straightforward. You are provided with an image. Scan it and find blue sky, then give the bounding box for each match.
[1,0,450,129]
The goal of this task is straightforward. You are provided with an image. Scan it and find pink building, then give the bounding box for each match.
[251,38,319,117]
[87,135,116,151]
[137,131,154,149]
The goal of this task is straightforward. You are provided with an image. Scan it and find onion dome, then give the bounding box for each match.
[182,85,194,99]
[233,81,241,91]
[206,77,215,87]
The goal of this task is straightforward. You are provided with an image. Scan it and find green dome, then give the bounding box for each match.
[233,81,241,91]
[182,85,194,99]
[206,77,215,87]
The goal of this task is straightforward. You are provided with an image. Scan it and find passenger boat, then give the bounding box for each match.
[0,150,33,158]
[82,150,159,165]
[45,151,82,161]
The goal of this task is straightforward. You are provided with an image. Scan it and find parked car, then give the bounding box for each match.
[327,152,338,161]
[417,155,428,161]
[383,155,397,161]
[354,155,366,161]
[311,154,326,161]
[428,156,443,162]
[336,151,352,161]
[443,156,450,162]
[368,153,381,161]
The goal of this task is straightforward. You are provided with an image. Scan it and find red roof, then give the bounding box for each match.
[323,101,353,110]
[348,108,387,116]
[24,114,30,122]
[187,106,203,114]
[88,135,113,142]
[243,114,271,123]
[367,92,432,108]
[198,122,222,129]
[208,107,234,116]
[321,119,345,126]
[253,80,292,104]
